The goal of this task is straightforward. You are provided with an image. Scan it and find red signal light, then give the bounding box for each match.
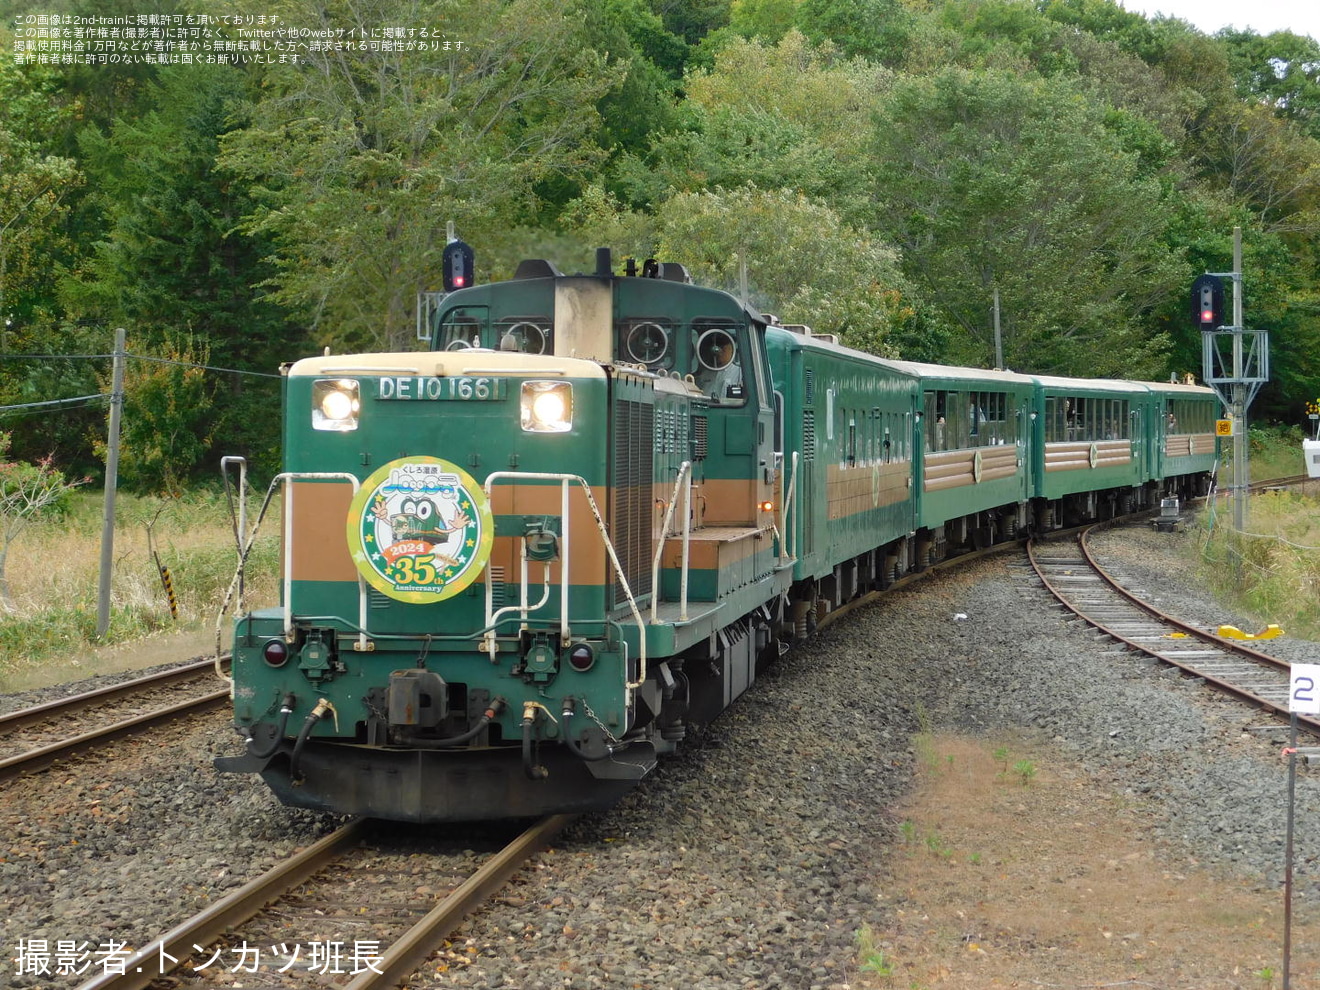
[1191,274,1224,329]
[443,239,475,292]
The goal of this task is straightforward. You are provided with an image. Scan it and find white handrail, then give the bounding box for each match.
[650,462,692,625]
[483,471,648,692]
[279,473,366,650]
[781,451,800,562]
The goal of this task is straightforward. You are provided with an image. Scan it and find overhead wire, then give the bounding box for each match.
[0,393,111,416]
[0,350,282,419]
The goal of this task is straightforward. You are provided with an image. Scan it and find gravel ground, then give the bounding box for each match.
[3,518,1318,989]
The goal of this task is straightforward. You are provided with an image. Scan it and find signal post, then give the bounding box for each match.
[1196,227,1269,534]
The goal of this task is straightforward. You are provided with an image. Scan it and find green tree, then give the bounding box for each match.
[0,55,82,342]
[727,0,798,44]
[581,0,685,173]
[220,0,619,352]
[1220,29,1320,137]
[612,31,881,216]
[1193,99,1320,236]
[869,68,1183,375]
[59,65,288,481]
[567,184,914,352]
[107,333,215,494]
[795,0,912,64]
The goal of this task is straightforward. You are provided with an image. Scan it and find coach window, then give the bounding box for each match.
[1044,397,1060,442]
[1072,397,1089,440]
[924,391,948,450]
[1171,398,1212,434]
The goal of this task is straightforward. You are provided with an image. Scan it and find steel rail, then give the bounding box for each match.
[1028,528,1320,736]
[343,813,575,990]
[73,814,572,990]
[0,688,230,782]
[0,657,223,734]
[74,819,371,990]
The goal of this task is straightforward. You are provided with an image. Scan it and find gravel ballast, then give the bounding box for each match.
[3,520,1318,989]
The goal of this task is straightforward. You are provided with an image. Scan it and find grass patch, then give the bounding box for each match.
[1219,424,1307,486]
[1194,487,1320,639]
[855,924,895,978]
[0,488,279,689]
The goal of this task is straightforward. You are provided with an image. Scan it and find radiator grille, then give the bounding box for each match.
[804,368,816,406]
[803,410,817,460]
[612,398,654,607]
[691,415,708,460]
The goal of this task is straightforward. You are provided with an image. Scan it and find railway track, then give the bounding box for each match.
[75,814,573,990]
[1026,525,1320,735]
[0,658,229,782]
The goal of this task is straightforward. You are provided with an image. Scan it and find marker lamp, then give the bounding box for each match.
[312,379,360,431]
[521,381,573,433]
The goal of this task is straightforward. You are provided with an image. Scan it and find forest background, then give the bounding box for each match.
[2,0,1319,492]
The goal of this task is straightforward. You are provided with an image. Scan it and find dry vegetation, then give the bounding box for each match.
[1196,485,1320,640]
[862,734,1312,989]
[0,489,279,690]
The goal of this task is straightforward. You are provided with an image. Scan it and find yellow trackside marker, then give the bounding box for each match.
[1217,623,1285,640]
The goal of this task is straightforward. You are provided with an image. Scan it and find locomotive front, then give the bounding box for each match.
[218,271,679,821]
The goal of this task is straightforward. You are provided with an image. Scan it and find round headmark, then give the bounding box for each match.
[347,457,494,603]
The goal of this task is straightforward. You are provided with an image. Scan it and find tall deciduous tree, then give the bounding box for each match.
[220,0,620,352]
[59,65,287,481]
[869,68,1184,375]
[566,183,915,352]
[0,57,81,342]
[612,31,883,218]
[1219,29,1320,138]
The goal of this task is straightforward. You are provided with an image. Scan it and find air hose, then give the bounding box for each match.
[289,698,335,784]
[244,693,296,759]
[561,699,615,762]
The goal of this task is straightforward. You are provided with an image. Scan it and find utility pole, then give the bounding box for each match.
[96,328,126,639]
[1198,227,1269,533]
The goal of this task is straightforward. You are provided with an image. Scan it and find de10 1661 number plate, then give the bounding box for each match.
[376,376,506,401]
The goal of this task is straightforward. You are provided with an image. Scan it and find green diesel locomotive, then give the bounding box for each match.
[217,249,1218,821]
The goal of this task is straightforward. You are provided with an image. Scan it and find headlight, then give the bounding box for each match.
[312,379,360,431]
[521,381,573,433]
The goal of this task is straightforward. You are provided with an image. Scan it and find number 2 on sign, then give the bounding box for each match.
[1289,663,1320,714]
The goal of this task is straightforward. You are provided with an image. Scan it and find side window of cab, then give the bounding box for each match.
[692,322,745,406]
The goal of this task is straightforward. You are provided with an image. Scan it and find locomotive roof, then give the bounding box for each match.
[285,350,610,378]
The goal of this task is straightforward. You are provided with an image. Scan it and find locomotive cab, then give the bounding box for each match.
[218,250,791,822]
